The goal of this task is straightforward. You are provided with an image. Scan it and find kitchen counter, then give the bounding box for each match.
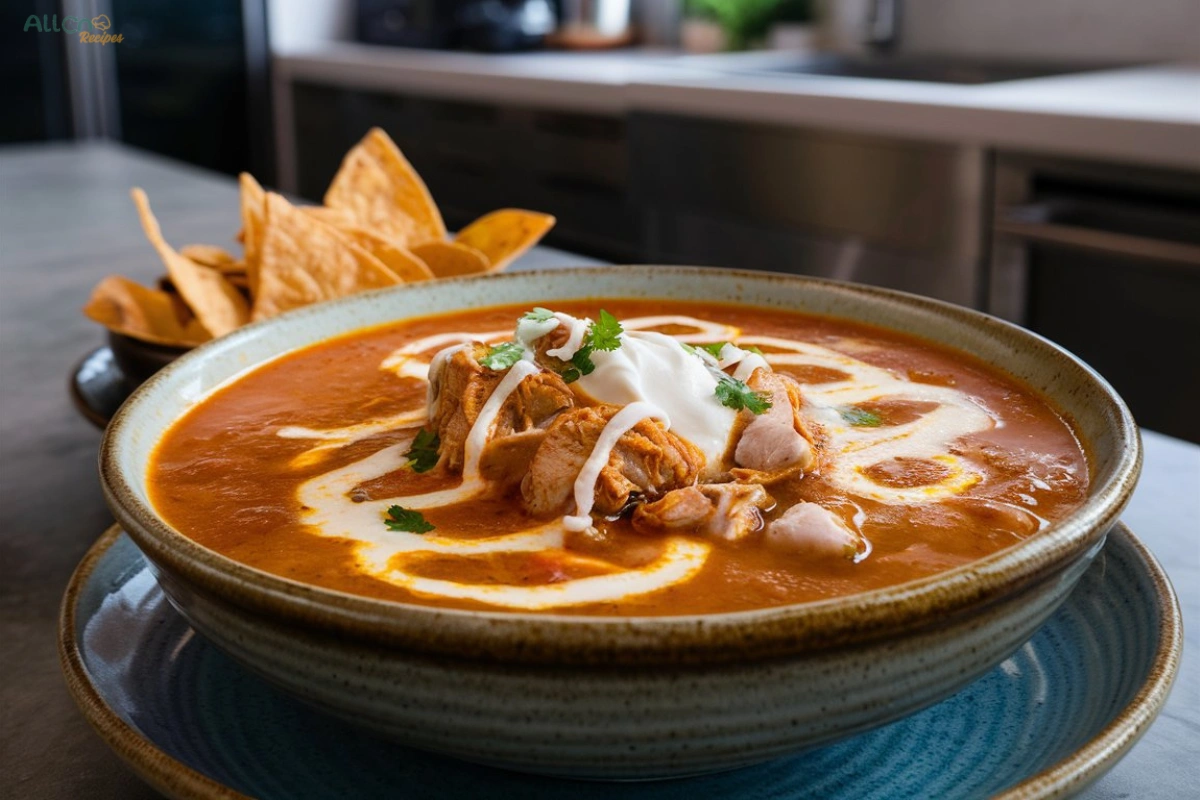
[1,142,1197,798]
[274,43,1200,176]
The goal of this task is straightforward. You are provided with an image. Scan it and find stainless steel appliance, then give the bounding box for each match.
[631,114,987,308]
[989,154,1200,442]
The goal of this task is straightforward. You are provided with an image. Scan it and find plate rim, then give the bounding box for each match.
[59,525,249,800]
[68,346,123,431]
[58,522,1182,800]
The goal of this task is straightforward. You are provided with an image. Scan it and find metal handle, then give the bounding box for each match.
[995,206,1200,270]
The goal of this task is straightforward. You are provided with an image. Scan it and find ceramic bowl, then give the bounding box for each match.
[99,266,1141,780]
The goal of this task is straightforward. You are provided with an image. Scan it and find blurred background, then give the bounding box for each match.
[3,0,1199,440]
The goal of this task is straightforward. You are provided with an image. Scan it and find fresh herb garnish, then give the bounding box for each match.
[564,350,594,382]
[403,428,440,473]
[557,310,622,383]
[589,309,624,352]
[700,342,728,359]
[384,505,435,534]
[743,345,764,355]
[522,307,555,323]
[559,345,595,384]
[679,342,698,356]
[480,341,525,370]
[839,407,883,427]
[714,375,772,415]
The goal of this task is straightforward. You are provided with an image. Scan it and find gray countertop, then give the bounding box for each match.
[274,44,1200,171]
[1,141,1196,798]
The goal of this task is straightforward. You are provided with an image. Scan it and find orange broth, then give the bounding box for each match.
[148,300,1088,615]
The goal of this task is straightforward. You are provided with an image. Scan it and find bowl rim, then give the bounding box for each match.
[100,266,1142,666]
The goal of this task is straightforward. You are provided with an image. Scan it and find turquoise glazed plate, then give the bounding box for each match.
[61,524,1180,800]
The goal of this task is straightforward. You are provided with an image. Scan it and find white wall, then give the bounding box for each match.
[267,0,354,53]
[825,0,1200,63]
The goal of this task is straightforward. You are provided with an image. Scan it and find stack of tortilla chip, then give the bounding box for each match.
[84,128,556,348]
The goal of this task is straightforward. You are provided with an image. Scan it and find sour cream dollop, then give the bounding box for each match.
[554,320,741,475]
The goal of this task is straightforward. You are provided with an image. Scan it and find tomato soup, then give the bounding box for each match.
[149,300,1088,616]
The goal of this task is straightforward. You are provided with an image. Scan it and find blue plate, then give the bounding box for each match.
[60,524,1180,800]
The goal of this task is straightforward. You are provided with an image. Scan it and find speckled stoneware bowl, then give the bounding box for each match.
[99,267,1141,780]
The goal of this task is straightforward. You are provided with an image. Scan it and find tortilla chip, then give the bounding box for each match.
[252,193,403,321]
[410,240,490,278]
[131,188,250,337]
[454,209,555,272]
[324,128,446,246]
[163,262,250,302]
[179,244,238,270]
[326,225,435,283]
[215,260,248,278]
[223,272,251,293]
[83,275,211,347]
[301,206,359,228]
[301,205,434,282]
[238,173,267,296]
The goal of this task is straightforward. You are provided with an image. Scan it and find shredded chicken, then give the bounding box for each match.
[428,345,573,470]
[521,405,704,517]
[478,429,547,489]
[632,483,774,541]
[527,324,574,373]
[494,372,575,436]
[425,329,836,549]
[427,344,496,471]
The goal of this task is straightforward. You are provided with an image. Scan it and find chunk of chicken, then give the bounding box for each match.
[531,323,572,369]
[733,369,817,480]
[495,372,574,437]
[478,428,547,489]
[765,503,861,559]
[427,344,495,471]
[427,345,573,471]
[522,405,704,517]
[632,483,774,541]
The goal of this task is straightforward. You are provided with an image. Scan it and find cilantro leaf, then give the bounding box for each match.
[589,309,624,352]
[522,307,555,323]
[545,311,620,382]
[480,341,525,371]
[403,428,440,473]
[743,345,764,355]
[839,406,883,427]
[700,342,728,359]
[384,505,435,534]
[714,375,772,415]
[679,342,698,356]
[570,344,596,377]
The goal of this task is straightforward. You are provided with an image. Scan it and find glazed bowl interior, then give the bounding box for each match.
[101,266,1140,661]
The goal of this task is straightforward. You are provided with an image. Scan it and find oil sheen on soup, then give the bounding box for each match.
[149,300,1089,616]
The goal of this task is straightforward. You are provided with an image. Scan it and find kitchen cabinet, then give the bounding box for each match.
[291,83,643,261]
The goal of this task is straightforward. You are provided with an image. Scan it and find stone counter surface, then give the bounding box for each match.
[274,44,1200,171]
